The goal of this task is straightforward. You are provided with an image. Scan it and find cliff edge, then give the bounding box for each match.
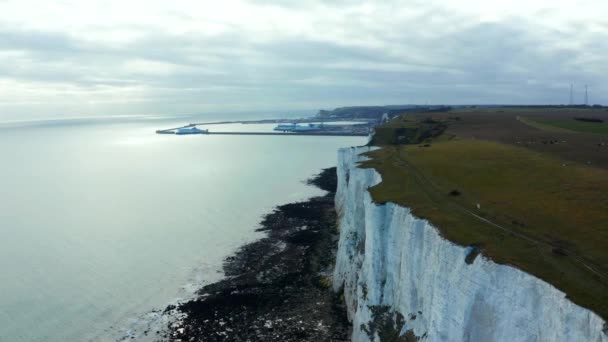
[332,107,608,341]
[333,146,607,341]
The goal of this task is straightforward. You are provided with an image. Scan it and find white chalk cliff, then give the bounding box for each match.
[332,146,607,342]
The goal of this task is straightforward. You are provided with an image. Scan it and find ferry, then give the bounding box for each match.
[175,127,208,135]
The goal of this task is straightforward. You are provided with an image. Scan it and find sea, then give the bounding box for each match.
[0,113,365,342]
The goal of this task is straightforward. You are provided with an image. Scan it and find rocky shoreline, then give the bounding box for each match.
[164,167,350,342]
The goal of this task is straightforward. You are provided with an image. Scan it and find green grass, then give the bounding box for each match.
[520,116,608,135]
[363,118,608,320]
[370,116,448,145]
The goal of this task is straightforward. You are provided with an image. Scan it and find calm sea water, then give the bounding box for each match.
[0,115,365,342]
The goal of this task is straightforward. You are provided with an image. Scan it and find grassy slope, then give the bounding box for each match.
[363,114,608,320]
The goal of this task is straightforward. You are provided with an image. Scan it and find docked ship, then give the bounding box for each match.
[175,127,208,135]
[273,123,324,132]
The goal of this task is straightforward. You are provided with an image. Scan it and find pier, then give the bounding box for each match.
[156,130,368,137]
[207,131,367,136]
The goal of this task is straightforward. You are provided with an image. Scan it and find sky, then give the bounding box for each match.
[0,0,606,119]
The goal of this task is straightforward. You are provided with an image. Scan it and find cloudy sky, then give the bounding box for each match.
[0,0,606,119]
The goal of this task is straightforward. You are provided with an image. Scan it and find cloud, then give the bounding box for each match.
[0,0,606,119]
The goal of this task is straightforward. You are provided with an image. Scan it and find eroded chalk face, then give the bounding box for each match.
[332,146,608,342]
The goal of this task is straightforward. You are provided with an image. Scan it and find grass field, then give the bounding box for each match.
[520,116,608,135]
[364,110,608,320]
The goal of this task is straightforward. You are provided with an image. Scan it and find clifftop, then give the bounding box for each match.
[362,107,608,320]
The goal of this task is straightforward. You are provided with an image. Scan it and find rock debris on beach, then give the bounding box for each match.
[165,168,350,342]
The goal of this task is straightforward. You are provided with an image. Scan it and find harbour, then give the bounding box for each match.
[155,119,373,136]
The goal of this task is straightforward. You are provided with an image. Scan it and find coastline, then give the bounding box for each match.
[164,167,350,341]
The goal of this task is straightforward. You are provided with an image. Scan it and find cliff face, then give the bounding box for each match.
[332,147,608,342]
